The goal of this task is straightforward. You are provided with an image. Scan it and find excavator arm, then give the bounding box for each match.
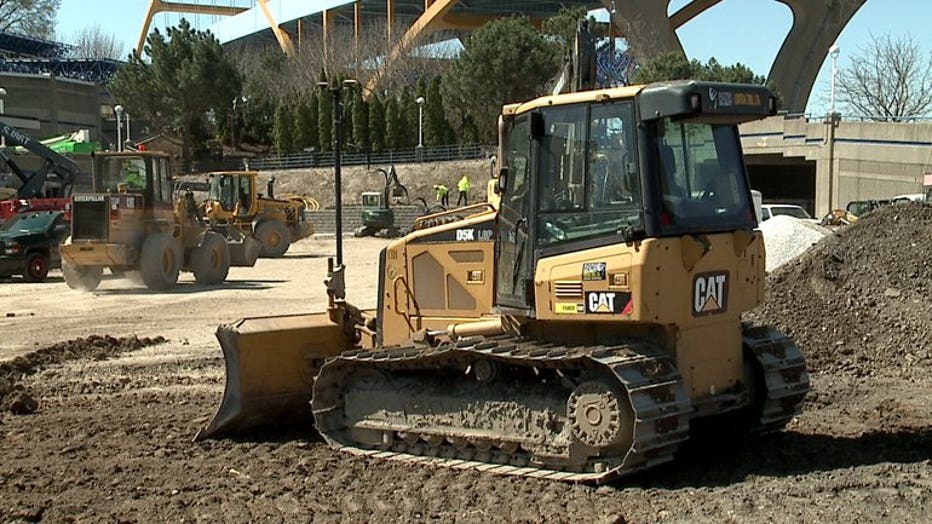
[0,121,81,198]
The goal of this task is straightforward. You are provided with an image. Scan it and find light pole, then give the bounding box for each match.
[825,44,841,214]
[317,79,357,270]
[232,96,247,149]
[415,96,425,148]
[114,104,124,152]
[125,112,131,148]
[829,44,840,115]
[0,87,6,148]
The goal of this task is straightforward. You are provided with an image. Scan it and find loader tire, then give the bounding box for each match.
[63,260,102,291]
[256,220,291,258]
[191,231,230,285]
[139,232,182,291]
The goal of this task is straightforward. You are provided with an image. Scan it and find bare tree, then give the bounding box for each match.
[836,33,932,121]
[0,0,60,40]
[69,24,124,59]
[227,18,453,102]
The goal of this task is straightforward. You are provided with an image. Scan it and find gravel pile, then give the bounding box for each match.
[759,215,831,271]
[748,203,932,379]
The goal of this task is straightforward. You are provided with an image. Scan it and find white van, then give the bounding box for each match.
[760,203,817,222]
[891,193,925,204]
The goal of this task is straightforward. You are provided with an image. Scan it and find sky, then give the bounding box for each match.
[54,0,932,115]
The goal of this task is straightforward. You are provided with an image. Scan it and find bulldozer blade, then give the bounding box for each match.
[228,235,261,267]
[195,312,351,440]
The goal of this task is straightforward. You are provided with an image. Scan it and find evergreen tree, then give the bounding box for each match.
[425,76,451,146]
[442,17,560,141]
[307,91,319,150]
[369,95,386,152]
[460,116,479,145]
[273,103,295,154]
[632,52,764,85]
[294,99,314,151]
[416,77,428,100]
[111,18,241,171]
[318,81,334,152]
[341,93,355,151]
[400,87,418,148]
[384,96,401,150]
[351,90,370,152]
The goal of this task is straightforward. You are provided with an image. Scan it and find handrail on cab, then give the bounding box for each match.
[413,202,495,229]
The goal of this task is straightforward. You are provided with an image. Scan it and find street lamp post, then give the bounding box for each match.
[825,44,841,214]
[829,44,840,115]
[415,96,425,148]
[317,79,357,270]
[114,104,124,152]
[232,96,247,149]
[0,87,7,148]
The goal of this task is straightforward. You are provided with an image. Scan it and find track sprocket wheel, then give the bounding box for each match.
[567,381,629,449]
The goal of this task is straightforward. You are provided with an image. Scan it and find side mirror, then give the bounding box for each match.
[496,166,510,195]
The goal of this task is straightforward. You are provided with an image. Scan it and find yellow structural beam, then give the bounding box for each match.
[257,0,296,56]
[136,0,248,56]
[364,0,460,97]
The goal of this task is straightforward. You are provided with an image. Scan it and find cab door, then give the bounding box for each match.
[495,116,534,311]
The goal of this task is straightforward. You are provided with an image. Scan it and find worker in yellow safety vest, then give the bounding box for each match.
[457,174,470,206]
[433,184,449,207]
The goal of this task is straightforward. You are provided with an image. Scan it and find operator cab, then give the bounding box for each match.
[208,172,256,218]
[92,152,173,207]
[496,80,775,310]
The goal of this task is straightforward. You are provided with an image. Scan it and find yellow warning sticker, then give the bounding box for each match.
[554,303,580,314]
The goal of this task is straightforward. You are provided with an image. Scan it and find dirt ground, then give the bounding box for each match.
[1,232,931,523]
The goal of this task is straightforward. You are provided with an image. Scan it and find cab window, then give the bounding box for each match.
[536,101,641,247]
[657,119,754,232]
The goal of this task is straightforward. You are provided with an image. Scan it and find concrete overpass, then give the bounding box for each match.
[739,116,932,217]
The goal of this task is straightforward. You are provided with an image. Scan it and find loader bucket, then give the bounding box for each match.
[195,312,351,440]
[293,220,314,242]
[228,235,261,267]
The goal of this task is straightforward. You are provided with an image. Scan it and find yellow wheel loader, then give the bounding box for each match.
[59,151,248,291]
[199,81,810,484]
[203,171,315,260]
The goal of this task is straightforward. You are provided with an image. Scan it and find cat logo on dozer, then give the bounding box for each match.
[693,271,729,316]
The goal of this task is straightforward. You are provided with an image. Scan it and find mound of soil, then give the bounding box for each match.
[748,203,932,379]
[0,335,166,415]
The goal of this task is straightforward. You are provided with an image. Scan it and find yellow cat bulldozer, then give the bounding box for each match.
[198,80,810,483]
[59,151,254,291]
[203,171,315,259]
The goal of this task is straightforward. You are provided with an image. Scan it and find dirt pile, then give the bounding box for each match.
[0,335,166,415]
[748,203,932,379]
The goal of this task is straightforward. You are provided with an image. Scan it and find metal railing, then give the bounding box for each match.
[245,143,489,170]
[781,111,932,123]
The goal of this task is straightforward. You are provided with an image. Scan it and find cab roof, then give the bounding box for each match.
[502,85,644,116]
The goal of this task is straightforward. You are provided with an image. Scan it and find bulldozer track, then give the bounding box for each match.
[742,324,811,433]
[312,336,692,483]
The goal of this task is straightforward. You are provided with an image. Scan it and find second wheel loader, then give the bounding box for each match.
[199,80,810,484]
[203,171,315,259]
